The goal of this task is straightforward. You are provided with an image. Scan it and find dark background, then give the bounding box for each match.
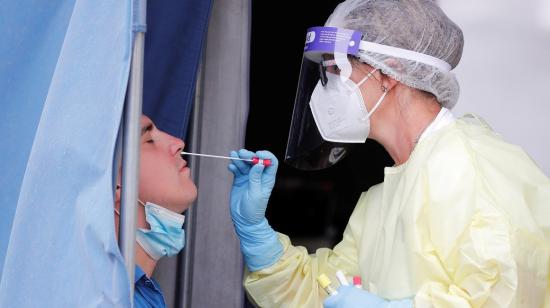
[246,1,393,252]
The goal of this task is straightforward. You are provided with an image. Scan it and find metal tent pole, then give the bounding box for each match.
[120,0,146,305]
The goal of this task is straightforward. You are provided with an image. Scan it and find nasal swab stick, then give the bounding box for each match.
[181,151,272,166]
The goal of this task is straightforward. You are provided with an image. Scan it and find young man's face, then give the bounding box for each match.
[138,115,197,213]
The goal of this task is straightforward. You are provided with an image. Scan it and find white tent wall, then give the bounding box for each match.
[440,0,550,176]
[152,0,250,307]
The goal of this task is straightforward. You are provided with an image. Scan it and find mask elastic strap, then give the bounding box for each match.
[114,199,143,216]
[354,67,378,89]
[364,87,388,119]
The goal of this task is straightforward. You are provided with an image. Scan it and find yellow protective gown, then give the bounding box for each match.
[244,115,550,308]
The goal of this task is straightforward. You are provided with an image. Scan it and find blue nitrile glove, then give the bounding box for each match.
[324,286,413,308]
[228,149,283,271]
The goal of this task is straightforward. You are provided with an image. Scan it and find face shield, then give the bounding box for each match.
[284,27,364,171]
[284,26,453,171]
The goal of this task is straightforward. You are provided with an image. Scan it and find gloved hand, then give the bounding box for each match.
[323,286,412,308]
[228,149,283,271]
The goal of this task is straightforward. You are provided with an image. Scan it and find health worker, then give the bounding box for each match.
[228,0,550,307]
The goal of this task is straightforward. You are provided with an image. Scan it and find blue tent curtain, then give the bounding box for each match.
[0,0,76,279]
[143,0,213,139]
[0,0,214,305]
[0,0,133,306]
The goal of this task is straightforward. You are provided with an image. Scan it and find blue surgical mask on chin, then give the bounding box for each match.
[135,201,186,261]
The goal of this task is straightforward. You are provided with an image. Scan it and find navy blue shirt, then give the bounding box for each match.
[134,266,166,308]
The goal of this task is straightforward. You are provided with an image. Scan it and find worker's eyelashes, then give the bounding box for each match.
[146,139,154,144]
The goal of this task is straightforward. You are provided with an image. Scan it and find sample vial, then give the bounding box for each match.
[353,276,363,289]
[335,270,350,286]
[317,273,338,296]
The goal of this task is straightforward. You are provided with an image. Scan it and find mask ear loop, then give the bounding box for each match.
[114,184,145,216]
[353,67,378,89]
[356,68,388,120]
[368,86,388,116]
[352,68,380,119]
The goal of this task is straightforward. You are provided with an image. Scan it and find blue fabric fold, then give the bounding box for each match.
[0,0,76,280]
[0,0,133,306]
[142,0,213,139]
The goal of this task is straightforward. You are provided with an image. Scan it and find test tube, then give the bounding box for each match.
[335,270,350,286]
[317,274,338,296]
[353,276,363,289]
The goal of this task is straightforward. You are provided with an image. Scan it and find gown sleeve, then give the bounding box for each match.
[243,193,371,308]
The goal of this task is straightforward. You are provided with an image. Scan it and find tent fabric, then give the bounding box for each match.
[0,0,133,306]
[142,0,213,139]
[0,0,76,280]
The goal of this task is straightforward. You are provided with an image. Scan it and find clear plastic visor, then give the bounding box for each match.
[285,49,357,170]
[284,27,362,170]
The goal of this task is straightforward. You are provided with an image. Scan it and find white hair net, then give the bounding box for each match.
[325,0,464,108]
